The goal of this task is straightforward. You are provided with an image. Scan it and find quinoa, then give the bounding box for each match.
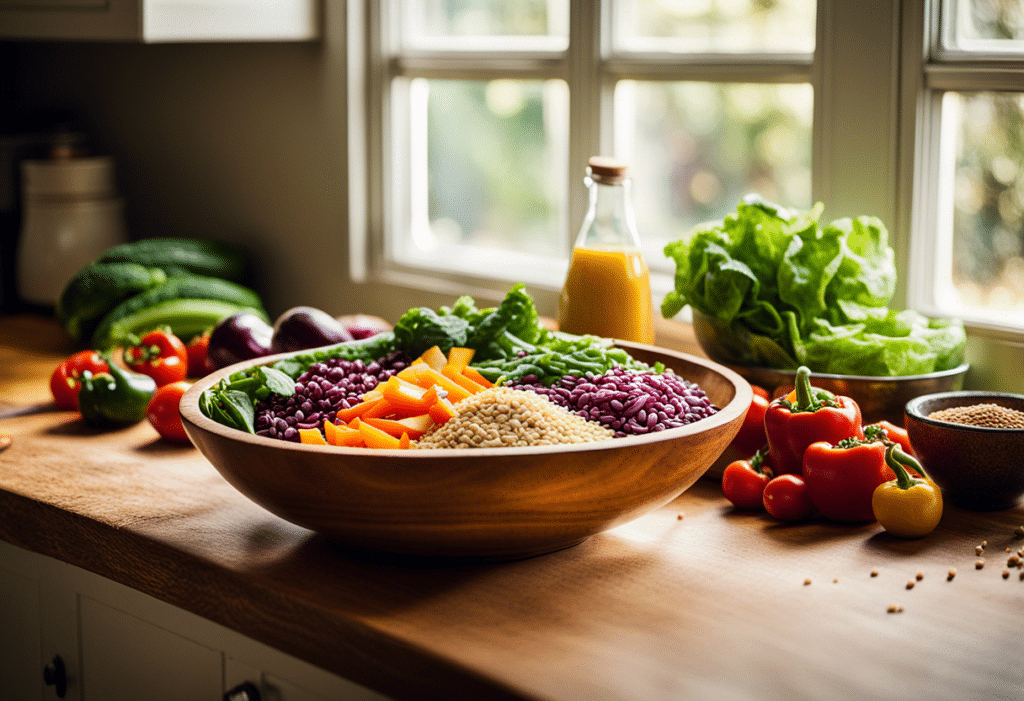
[928,403,1024,429]
[414,387,614,449]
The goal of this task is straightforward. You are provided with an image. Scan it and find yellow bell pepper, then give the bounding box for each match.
[871,444,943,538]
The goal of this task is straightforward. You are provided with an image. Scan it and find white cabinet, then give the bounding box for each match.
[0,0,319,42]
[0,540,393,701]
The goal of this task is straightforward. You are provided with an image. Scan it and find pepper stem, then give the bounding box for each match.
[794,366,817,411]
[885,444,928,489]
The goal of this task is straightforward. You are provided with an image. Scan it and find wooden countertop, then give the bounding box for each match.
[1,315,1022,701]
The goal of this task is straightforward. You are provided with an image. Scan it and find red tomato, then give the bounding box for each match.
[763,474,817,521]
[721,453,774,510]
[186,330,213,378]
[731,391,770,456]
[125,329,188,387]
[751,385,770,400]
[146,381,192,443]
[49,350,109,410]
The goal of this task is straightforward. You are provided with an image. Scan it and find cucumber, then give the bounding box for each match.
[96,238,250,283]
[93,299,269,349]
[56,262,168,342]
[91,275,266,348]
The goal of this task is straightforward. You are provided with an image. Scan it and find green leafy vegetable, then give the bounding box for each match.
[663,194,966,376]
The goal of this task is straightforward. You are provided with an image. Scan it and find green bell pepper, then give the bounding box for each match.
[77,354,157,427]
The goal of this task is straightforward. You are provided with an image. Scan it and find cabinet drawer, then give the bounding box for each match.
[80,597,222,701]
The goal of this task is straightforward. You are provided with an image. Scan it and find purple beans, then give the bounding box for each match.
[510,367,718,438]
[254,351,411,442]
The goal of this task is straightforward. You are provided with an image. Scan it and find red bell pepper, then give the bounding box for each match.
[764,366,863,475]
[802,427,897,522]
[865,420,915,457]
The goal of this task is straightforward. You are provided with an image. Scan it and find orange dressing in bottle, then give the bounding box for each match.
[558,157,655,344]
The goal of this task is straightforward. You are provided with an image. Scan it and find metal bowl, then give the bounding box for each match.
[692,309,969,426]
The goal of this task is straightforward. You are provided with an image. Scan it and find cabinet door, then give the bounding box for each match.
[0,565,42,701]
[80,597,222,701]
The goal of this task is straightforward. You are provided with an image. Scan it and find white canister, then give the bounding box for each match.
[16,156,128,306]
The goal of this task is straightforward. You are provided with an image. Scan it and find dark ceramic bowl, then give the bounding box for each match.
[904,391,1024,511]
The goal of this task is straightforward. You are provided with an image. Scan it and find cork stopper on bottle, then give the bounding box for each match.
[587,156,628,183]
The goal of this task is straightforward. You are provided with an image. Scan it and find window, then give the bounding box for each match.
[908,0,1024,334]
[355,0,1021,337]
[360,0,817,305]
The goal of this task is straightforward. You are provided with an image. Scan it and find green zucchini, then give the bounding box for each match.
[93,299,269,349]
[56,262,168,342]
[96,238,250,283]
[91,275,266,348]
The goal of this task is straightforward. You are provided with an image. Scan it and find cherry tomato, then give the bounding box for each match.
[763,474,817,521]
[49,350,109,410]
[731,391,770,456]
[722,451,774,510]
[124,329,188,387]
[186,330,214,378]
[146,381,192,443]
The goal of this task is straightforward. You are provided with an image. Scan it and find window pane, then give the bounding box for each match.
[614,81,813,272]
[944,0,1024,52]
[615,0,815,54]
[394,79,569,275]
[405,0,568,46]
[937,91,1024,322]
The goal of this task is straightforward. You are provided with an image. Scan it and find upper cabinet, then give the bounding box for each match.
[0,0,319,42]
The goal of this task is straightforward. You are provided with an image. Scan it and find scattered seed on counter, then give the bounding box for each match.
[887,604,904,613]
[1014,526,1024,538]
[870,569,879,577]
[676,513,684,520]
[804,579,812,586]
[947,568,956,581]
[833,578,839,584]
[906,581,915,590]
[1020,571,1024,582]
[915,572,924,581]
[976,559,986,570]
[982,540,988,547]
[1008,555,1021,568]
[976,545,985,556]
[414,387,614,449]
[1003,570,1011,579]
[1005,547,1012,553]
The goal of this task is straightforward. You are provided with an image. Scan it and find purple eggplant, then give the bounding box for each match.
[207,311,274,370]
[270,306,353,354]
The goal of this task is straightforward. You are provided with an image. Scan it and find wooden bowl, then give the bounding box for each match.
[905,391,1024,511]
[180,342,751,560]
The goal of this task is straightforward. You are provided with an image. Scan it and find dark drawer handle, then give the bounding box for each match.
[43,655,66,698]
[225,681,262,701]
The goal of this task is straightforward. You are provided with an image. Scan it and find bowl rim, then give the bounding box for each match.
[904,390,1024,432]
[726,362,971,384]
[180,340,753,458]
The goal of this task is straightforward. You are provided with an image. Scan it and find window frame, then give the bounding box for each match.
[902,0,1024,342]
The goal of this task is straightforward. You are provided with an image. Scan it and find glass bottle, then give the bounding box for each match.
[557,156,655,344]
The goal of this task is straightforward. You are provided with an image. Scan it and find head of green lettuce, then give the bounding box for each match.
[661,194,966,377]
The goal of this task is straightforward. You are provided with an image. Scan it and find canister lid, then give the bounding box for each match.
[21,156,116,199]
[587,156,628,183]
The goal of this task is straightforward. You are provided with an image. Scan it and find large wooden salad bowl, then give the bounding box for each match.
[180,342,751,560]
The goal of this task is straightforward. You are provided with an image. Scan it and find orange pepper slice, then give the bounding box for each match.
[417,345,447,372]
[399,432,411,449]
[414,367,472,403]
[396,413,434,437]
[324,420,364,447]
[462,366,493,389]
[337,396,388,423]
[358,420,401,449]
[444,347,475,374]
[428,396,457,425]
[364,417,419,438]
[382,376,438,413]
[441,366,486,395]
[298,428,327,445]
